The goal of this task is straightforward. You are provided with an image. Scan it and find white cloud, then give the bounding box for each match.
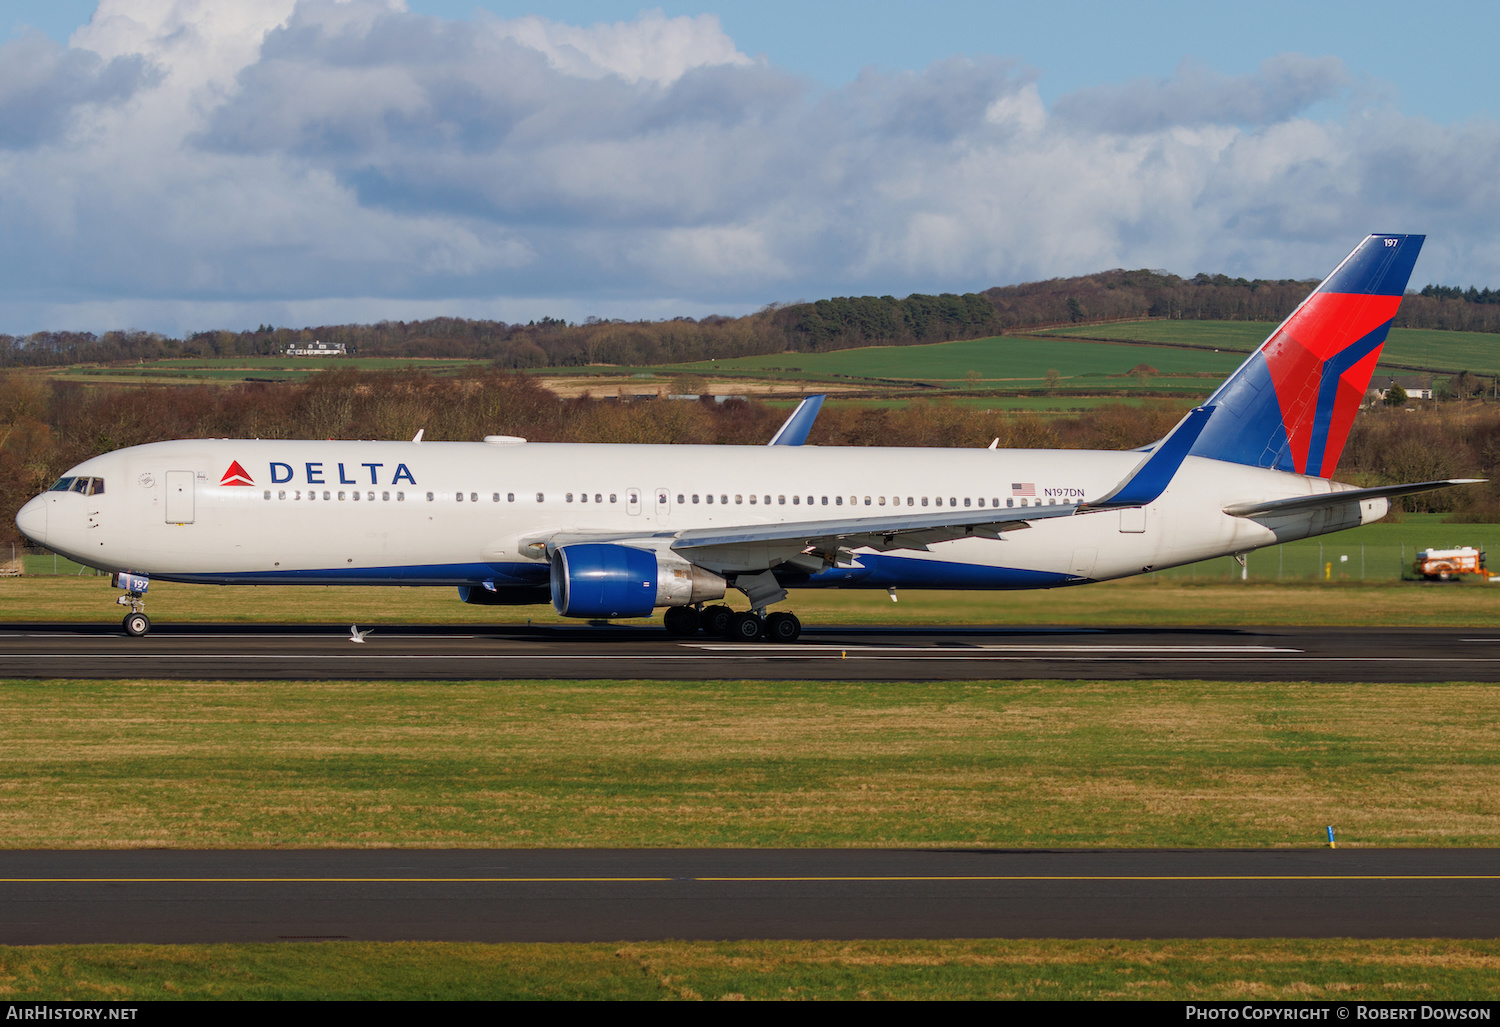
[1,0,1498,336]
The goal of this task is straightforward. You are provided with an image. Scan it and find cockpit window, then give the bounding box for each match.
[88,478,104,495]
[70,478,90,494]
[49,477,76,492]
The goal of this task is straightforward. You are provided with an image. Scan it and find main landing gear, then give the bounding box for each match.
[663,604,802,642]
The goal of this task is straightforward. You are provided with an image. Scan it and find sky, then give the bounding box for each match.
[2,0,1498,336]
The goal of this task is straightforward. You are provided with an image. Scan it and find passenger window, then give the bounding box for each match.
[610,494,617,503]
[339,491,347,501]
[508,493,516,502]
[735,495,743,504]
[1021,498,1029,507]
[705,495,712,504]
[950,497,956,506]
[763,495,771,505]
[277,491,285,500]
[470,493,477,503]
[720,495,728,504]
[835,496,843,506]
[385,492,392,502]
[323,491,331,500]
[427,492,435,502]
[596,494,603,503]
[878,496,885,506]
[749,495,757,504]
[692,495,699,504]
[536,493,544,502]
[779,495,786,505]
[964,498,971,507]
[977,498,984,507]
[922,497,929,507]
[993,498,1000,506]
[370,492,377,502]
[935,497,943,507]
[1007,498,1014,507]
[677,494,685,504]
[397,492,405,501]
[792,495,800,504]
[906,497,914,506]
[565,493,573,503]
[864,497,871,506]
[351,492,359,501]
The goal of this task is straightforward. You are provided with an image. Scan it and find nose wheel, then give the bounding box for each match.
[123,611,151,637]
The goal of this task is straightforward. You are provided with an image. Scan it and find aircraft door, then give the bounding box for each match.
[655,487,671,518]
[627,489,641,516]
[165,470,195,524]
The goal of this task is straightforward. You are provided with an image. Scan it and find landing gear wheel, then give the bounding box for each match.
[663,606,701,637]
[765,611,801,642]
[702,605,735,636]
[123,612,151,637]
[729,611,764,641]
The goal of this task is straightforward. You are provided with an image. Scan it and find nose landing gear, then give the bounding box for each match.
[111,571,151,637]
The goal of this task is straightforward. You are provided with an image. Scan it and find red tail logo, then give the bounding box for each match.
[220,461,254,486]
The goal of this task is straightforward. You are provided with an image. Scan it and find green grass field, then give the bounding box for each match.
[3,676,1498,850]
[46,357,487,386]
[1036,320,1500,376]
[6,939,1499,1000]
[669,335,1243,386]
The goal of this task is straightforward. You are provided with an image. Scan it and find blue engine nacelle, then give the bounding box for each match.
[550,543,727,619]
[550,543,659,619]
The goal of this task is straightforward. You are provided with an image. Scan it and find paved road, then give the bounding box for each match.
[3,849,1497,944]
[3,622,1500,681]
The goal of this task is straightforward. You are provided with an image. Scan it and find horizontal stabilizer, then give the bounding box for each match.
[1085,406,1215,510]
[768,394,827,446]
[1223,479,1485,518]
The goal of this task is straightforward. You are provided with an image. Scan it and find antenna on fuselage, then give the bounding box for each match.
[412,429,424,443]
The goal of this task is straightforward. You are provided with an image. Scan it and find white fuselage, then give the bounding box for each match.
[17,438,1387,598]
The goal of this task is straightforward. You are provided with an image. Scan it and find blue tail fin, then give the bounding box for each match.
[1188,234,1423,478]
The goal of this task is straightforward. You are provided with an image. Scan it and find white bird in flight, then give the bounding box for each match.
[349,625,371,643]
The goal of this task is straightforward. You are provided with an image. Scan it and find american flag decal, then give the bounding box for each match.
[1011,483,1035,497]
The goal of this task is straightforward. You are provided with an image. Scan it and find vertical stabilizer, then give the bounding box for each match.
[1188,234,1423,478]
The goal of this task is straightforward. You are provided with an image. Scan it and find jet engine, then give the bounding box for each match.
[550,543,726,619]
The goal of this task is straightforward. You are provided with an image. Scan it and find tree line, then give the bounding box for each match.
[5,368,1498,549]
[3,268,1499,374]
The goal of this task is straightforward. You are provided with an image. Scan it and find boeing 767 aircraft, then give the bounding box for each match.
[14,234,1479,640]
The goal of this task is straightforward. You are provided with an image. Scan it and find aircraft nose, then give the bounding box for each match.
[15,495,46,544]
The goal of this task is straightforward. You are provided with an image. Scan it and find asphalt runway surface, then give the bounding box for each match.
[3,622,1500,681]
[4,849,1498,944]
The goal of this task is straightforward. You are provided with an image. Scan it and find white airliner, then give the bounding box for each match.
[14,235,1479,640]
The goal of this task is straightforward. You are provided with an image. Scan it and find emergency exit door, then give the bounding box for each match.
[165,470,195,524]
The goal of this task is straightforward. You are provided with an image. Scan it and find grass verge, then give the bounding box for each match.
[4,939,1500,1000]
[7,575,1500,627]
[3,678,1499,849]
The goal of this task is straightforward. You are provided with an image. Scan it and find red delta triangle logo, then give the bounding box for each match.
[220,461,254,487]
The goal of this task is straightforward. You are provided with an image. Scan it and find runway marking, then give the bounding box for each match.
[4,875,1498,884]
[11,653,1500,665]
[687,644,1303,654]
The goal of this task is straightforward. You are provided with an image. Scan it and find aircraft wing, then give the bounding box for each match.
[671,503,1077,556]
[1224,478,1485,518]
[767,394,827,445]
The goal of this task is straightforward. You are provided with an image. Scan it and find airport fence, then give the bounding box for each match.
[1154,543,1482,582]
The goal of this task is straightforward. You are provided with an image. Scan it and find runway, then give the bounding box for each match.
[3,849,1497,944]
[2,622,1500,681]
